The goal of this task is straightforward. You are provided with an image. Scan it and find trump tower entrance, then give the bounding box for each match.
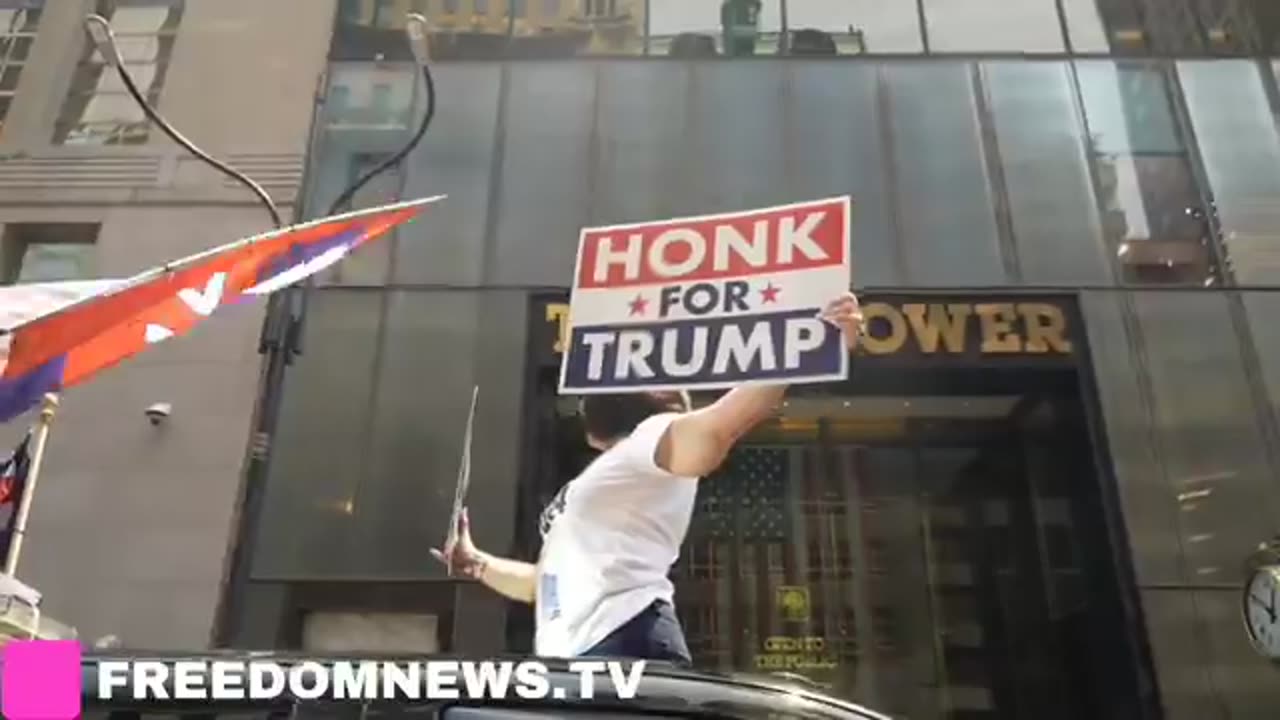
[512,292,1154,719]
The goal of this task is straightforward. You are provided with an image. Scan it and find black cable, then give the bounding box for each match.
[289,61,437,357]
[110,60,283,229]
[326,63,437,216]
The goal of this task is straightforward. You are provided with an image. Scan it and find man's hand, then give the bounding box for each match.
[820,291,864,349]
[430,507,488,580]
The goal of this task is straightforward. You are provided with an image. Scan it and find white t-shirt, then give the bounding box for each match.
[534,412,699,658]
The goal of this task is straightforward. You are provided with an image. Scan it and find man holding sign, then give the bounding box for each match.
[432,198,860,664]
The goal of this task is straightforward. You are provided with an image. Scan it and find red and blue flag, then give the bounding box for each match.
[0,197,442,423]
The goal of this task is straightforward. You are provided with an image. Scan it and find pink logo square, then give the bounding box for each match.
[2,640,82,720]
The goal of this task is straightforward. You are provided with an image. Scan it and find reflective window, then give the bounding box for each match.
[681,62,788,228]
[0,3,40,142]
[53,0,184,146]
[782,0,919,54]
[1132,292,1279,585]
[1178,60,1280,285]
[885,63,1005,286]
[648,0,781,57]
[1079,290,1180,583]
[253,291,381,577]
[0,223,98,285]
[1263,6,1280,53]
[1084,289,1280,715]
[1243,292,1280,443]
[782,62,897,285]
[1071,0,1147,53]
[1064,0,1270,54]
[491,63,595,286]
[319,152,400,285]
[1148,0,1261,55]
[1075,62,1218,286]
[589,63,697,235]
[257,290,522,580]
[555,0,643,56]
[334,0,516,60]
[394,63,501,285]
[1059,0,1110,51]
[337,0,401,28]
[981,62,1109,283]
[922,0,1065,52]
[777,0,877,55]
[324,64,416,131]
[1204,0,1270,53]
[405,0,648,57]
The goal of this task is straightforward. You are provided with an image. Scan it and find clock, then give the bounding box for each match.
[1242,536,1280,662]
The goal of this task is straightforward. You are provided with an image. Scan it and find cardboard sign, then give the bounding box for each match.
[558,197,852,393]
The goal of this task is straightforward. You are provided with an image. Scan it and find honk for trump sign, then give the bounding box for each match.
[558,197,853,394]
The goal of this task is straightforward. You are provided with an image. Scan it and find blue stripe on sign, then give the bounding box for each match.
[562,307,844,391]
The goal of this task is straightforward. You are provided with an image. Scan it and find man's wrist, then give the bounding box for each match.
[470,551,492,582]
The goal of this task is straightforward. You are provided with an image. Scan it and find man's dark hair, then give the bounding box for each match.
[581,391,691,444]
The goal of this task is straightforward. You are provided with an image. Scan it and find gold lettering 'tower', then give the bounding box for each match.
[547,303,570,354]
[857,303,907,355]
[975,303,1022,353]
[902,303,971,353]
[1018,303,1072,354]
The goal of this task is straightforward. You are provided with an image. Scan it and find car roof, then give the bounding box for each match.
[80,652,893,719]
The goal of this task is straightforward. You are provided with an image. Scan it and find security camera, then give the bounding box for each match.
[144,402,172,425]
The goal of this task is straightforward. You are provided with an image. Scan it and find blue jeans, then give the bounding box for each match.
[580,599,692,665]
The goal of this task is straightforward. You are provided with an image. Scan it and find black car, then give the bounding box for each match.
[80,652,892,720]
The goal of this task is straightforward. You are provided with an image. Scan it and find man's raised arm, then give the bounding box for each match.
[658,292,863,478]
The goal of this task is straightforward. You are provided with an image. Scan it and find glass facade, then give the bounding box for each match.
[329,0,1280,59]
[225,2,1280,718]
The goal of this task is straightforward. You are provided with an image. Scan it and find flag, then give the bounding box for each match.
[696,446,790,542]
[0,432,31,561]
[0,196,443,423]
[0,280,125,332]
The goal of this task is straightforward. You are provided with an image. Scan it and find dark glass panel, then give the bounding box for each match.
[884,63,1005,286]
[922,0,1065,52]
[1076,61,1218,286]
[1178,60,1280,285]
[982,61,1109,284]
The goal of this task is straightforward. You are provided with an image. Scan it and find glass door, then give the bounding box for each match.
[672,388,1142,718]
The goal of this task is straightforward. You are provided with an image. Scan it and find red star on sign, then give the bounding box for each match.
[760,282,781,304]
[628,294,649,316]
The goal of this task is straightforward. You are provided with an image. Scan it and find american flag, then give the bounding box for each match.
[0,432,31,561]
[696,446,790,542]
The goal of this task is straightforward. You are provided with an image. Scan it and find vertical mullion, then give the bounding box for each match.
[874,65,909,285]
[1064,59,1126,286]
[1054,0,1074,54]
[915,0,930,54]
[642,0,650,55]
[1162,59,1230,285]
[970,61,1022,284]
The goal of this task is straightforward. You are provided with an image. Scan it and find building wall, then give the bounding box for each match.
[241,54,1280,717]
[0,0,336,648]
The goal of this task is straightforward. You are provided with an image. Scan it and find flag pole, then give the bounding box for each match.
[4,393,59,577]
